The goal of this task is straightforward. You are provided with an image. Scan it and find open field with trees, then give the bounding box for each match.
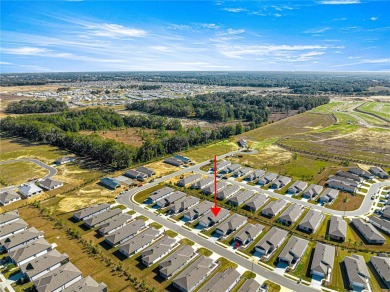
[0,161,48,187]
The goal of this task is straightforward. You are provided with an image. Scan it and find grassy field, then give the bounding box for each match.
[181,140,239,163]
[358,102,390,121]
[0,161,48,186]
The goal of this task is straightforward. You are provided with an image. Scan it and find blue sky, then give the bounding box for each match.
[1,0,389,72]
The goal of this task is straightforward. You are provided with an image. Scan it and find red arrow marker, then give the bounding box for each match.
[211,154,221,217]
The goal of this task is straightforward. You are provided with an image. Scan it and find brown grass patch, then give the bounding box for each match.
[0,161,48,186]
[327,193,364,211]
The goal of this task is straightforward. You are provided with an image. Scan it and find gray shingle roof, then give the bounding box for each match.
[256,227,288,253]
[261,199,287,217]
[328,216,347,240]
[351,218,385,243]
[73,204,110,221]
[119,228,161,256]
[288,180,308,193]
[244,169,265,181]
[215,213,247,235]
[8,238,52,264]
[141,236,177,266]
[303,184,323,198]
[245,194,268,211]
[191,177,214,189]
[177,174,202,186]
[319,188,339,202]
[198,208,230,227]
[20,249,69,279]
[33,262,82,292]
[98,213,133,235]
[172,255,216,291]
[228,190,255,206]
[237,279,261,292]
[198,268,240,292]
[278,204,303,224]
[278,236,309,264]
[203,181,228,195]
[0,219,28,239]
[344,254,370,287]
[84,208,122,228]
[63,276,107,292]
[0,190,21,204]
[159,245,195,278]
[105,219,146,246]
[38,178,63,190]
[298,210,324,232]
[149,187,174,202]
[216,185,241,200]
[234,223,264,244]
[0,210,20,226]
[370,256,390,284]
[369,216,390,233]
[182,200,213,220]
[169,196,200,214]
[311,243,335,276]
[0,227,43,251]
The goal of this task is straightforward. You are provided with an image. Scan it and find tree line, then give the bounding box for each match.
[127,92,329,123]
[5,99,68,114]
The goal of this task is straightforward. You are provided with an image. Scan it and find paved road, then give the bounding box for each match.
[117,192,317,292]
[0,158,57,192]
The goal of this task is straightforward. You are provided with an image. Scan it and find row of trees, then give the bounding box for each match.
[1,113,239,168]
[5,99,68,114]
[127,92,329,123]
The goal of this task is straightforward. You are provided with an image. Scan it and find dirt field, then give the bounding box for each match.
[0,85,60,93]
[327,193,365,211]
[0,161,48,187]
[143,160,181,177]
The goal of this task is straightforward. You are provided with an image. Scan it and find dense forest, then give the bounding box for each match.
[1,71,389,95]
[5,99,68,114]
[0,108,240,168]
[127,92,330,123]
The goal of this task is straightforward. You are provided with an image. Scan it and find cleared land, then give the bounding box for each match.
[0,161,48,186]
[358,102,390,121]
[182,140,239,163]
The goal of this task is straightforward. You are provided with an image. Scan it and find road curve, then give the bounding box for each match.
[0,158,57,192]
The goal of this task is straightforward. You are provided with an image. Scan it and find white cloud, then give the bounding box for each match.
[223,8,247,13]
[331,58,390,67]
[370,17,378,21]
[86,23,147,38]
[221,29,245,35]
[304,27,331,34]
[4,47,49,55]
[319,0,360,4]
[199,23,220,29]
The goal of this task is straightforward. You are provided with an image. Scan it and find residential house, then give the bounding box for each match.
[237,139,247,147]
[344,254,370,289]
[298,210,324,234]
[172,255,217,292]
[33,262,82,292]
[182,201,213,221]
[237,279,261,292]
[19,183,43,198]
[215,214,247,236]
[0,210,20,227]
[73,204,110,221]
[98,213,133,235]
[244,194,268,211]
[383,206,390,220]
[287,180,307,194]
[370,256,390,289]
[164,157,183,167]
[224,164,241,174]
[168,196,200,214]
[261,199,287,218]
[100,177,121,189]
[136,166,155,177]
[244,169,265,181]
[318,188,339,204]
[278,204,303,226]
[258,173,278,186]
[9,238,52,266]
[0,227,44,252]
[124,169,147,181]
[369,216,390,234]
[198,268,241,292]
[0,190,21,206]
[0,219,28,240]
[105,219,147,247]
[38,178,63,190]
[228,190,255,206]
[159,245,195,279]
[119,228,162,257]
[233,167,252,178]
[271,176,292,189]
[141,236,177,267]
[202,181,228,195]
[177,174,202,187]
[156,191,186,208]
[310,243,335,279]
[278,236,309,266]
[255,227,288,256]
[351,218,385,244]
[212,160,231,172]
[191,177,213,190]
[349,168,374,180]
[173,155,191,164]
[198,208,230,228]
[114,175,136,186]
[336,171,363,183]
[328,216,347,242]
[369,166,389,179]
[303,184,323,199]
[149,187,174,203]
[20,249,69,281]
[63,276,107,292]
[234,223,264,245]
[55,156,75,165]
[216,185,241,200]
[83,208,122,228]
[326,176,357,193]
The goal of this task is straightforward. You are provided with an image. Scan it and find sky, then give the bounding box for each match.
[0,0,389,72]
